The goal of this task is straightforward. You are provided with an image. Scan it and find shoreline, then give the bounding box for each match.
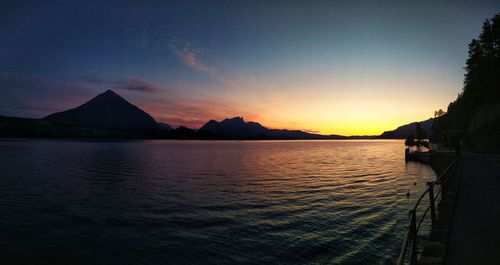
[0,137,404,142]
[400,151,459,265]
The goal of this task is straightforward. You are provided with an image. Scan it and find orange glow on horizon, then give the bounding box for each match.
[132,60,458,136]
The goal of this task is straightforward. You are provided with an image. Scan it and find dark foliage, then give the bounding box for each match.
[435,13,500,153]
[405,134,415,146]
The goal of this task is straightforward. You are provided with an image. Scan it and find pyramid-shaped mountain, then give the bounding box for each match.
[44,89,160,131]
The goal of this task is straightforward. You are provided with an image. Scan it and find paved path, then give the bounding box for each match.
[445,154,500,265]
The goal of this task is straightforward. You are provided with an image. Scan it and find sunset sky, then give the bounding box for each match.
[1,0,498,135]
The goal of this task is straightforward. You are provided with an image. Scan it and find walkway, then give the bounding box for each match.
[445,154,500,265]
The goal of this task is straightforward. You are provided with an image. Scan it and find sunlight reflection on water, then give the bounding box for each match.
[0,139,436,264]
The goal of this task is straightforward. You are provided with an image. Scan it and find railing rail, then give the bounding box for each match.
[396,156,459,265]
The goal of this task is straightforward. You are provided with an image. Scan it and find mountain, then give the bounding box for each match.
[199,117,268,138]
[379,118,434,139]
[158,122,174,131]
[44,89,161,132]
[198,116,347,139]
[170,126,197,139]
[3,89,423,140]
[267,129,346,139]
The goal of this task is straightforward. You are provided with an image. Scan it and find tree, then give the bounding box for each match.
[433,13,500,152]
[415,122,428,151]
[434,109,445,118]
[415,122,426,141]
[405,134,415,146]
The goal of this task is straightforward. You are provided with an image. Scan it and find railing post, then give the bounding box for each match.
[396,158,459,264]
[428,182,436,225]
[408,210,417,265]
[441,171,449,198]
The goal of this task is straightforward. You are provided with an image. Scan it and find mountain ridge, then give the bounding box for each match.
[379,118,434,139]
[1,90,433,139]
[44,89,161,132]
[198,117,352,139]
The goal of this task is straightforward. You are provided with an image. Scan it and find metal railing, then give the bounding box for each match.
[396,156,460,265]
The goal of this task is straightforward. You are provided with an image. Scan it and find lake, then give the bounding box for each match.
[0,139,436,264]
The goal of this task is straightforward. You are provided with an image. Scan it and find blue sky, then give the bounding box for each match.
[1,0,498,134]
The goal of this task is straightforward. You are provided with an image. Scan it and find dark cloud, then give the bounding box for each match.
[0,72,168,118]
[0,72,94,117]
[84,76,167,93]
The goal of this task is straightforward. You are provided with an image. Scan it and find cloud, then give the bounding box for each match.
[143,97,260,129]
[167,39,274,103]
[0,72,169,118]
[0,72,95,117]
[168,41,216,75]
[0,72,304,132]
[84,76,167,93]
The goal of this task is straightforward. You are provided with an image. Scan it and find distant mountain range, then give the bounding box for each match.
[379,118,434,139]
[0,89,434,140]
[158,123,174,131]
[200,117,267,138]
[198,116,348,139]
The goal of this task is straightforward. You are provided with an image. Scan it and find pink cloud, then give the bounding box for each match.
[1,72,262,130]
[142,97,260,129]
[168,41,216,75]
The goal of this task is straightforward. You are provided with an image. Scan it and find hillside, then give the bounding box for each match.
[379,118,434,139]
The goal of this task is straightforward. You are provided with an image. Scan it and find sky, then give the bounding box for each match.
[1,0,498,135]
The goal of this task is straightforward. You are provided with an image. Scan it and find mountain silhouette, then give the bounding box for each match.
[379,118,434,139]
[199,117,268,138]
[44,89,160,131]
[158,122,174,131]
[198,116,348,139]
[267,129,338,139]
[1,90,381,139]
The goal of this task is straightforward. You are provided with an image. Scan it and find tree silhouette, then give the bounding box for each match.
[434,109,445,118]
[405,134,415,147]
[414,122,428,151]
[434,13,500,152]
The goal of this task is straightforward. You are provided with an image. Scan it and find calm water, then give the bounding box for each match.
[0,140,436,265]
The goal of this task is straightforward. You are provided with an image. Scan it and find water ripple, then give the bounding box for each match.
[0,139,437,265]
